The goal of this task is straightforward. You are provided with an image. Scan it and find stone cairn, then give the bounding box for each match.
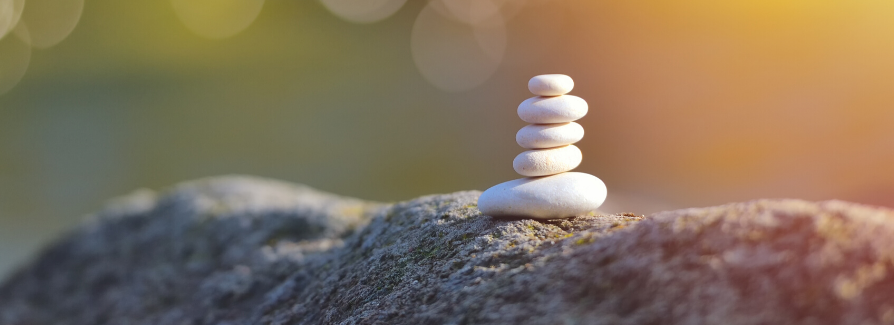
[478,74,607,219]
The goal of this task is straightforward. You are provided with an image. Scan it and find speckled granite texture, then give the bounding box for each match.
[2,176,894,325]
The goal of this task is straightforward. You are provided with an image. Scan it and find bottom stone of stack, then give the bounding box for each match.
[477,172,607,219]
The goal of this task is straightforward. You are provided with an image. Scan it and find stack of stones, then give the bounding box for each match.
[478,74,607,219]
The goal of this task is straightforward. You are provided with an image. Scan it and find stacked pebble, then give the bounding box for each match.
[513,75,587,177]
[478,74,607,219]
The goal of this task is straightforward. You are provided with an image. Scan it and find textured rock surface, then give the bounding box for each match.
[3,176,894,325]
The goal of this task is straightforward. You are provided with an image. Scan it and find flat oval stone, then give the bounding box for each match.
[513,145,581,177]
[516,122,584,149]
[528,74,574,96]
[517,95,587,124]
[478,172,607,219]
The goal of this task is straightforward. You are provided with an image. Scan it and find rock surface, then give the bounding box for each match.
[3,176,894,325]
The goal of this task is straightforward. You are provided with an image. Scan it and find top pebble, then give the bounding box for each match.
[528,74,574,96]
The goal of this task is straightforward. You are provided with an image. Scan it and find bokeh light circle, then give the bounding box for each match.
[320,0,407,24]
[171,0,265,39]
[17,0,84,48]
[431,0,501,25]
[411,0,507,92]
[0,0,25,41]
[490,0,528,20]
[0,22,31,95]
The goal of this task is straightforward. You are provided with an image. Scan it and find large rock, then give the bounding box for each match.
[2,176,894,324]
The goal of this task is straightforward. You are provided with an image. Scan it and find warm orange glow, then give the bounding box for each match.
[2,0,894,278]
[556,0,894,207]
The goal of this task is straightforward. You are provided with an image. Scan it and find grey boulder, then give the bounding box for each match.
[2,175,894,325]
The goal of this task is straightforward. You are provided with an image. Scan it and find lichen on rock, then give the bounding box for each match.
[2,176,894,324]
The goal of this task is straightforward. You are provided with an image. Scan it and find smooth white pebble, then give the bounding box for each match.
[528,74,573,96]
[513,145,581,177]
[478,172,607,219]
[517,95,587,124]
[516,122,584,149]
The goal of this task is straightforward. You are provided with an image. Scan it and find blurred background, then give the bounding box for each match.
[2,0,893,279]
